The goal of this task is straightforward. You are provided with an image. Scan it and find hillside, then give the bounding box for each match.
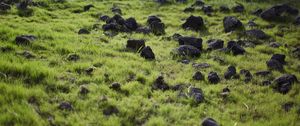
[0,0,300,125]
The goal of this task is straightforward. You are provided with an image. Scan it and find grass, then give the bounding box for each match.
[0,0,300,125]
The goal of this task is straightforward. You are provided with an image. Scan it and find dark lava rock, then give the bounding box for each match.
[176,45,201,57]
[83,4,94,11]
[0,2,11,11]
[224,66,236,80]
[245,29,269,39]
[232,4,244,13]
[15,35,36,45]
[227,41,245,55]
[220,5,230,13]
[247,20,258,27]
[193,71,204,81]
[140,46,155,60]
[79,85,89,95]
[201,118,219,126]
[266,59,284,71]
[192,0,205,7]
[273,74,298,94]
[126,39,145,51]
[102,23,118,31]
[107,14,125,25]
[147,16,162,25]
[152,76,170,91]
[223,16,243,33]
[171,84,187,91]
[188,87,205,103]
[136,27,151,34]
[261,4,299,21]
[192,63,211,69]
[202,5,213,15]
[78,28,90,34]
[110,82,121,91]
[184,7,195,13]
[67,54,80,61]
[271,54,286,65]
[269,42,281,48]
[58,102,73,111]
[150,21,165,35]
[252,8,263,16]
[111,6,122,15]
[282,102,294,112]
[178,37,203,50]
[85,67,95,75]
[100,15,110,22]
[182,15,204,31]
[208,72,220,84]
[207,39,224,50]
[255,70,271,76]
[240,69,252,82]
[125,17,138,31]
[295,17,300,25]
[103,105,119,116]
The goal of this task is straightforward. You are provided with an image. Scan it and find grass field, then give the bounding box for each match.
[0,0,300,125]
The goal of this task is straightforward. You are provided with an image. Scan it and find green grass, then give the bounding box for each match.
[0,0,300,125]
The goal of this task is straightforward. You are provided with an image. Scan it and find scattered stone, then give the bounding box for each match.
[100,15,110,22]
[182,15,204,31]
[255,70,271,76]
[252,8,263,16]
[247,20,258,27]
[85,67,95,75]
[273,74,298,94]
[208,72,220,84]
[245,29,269,40]
[0,2,11,11]
[227,41,245,55]
[266,58,284,71]
[78,28,90,34]
[184,7,195,13]
[147,16,162,25]
[223,16,243,33]
[150,21,165,35]
[155,0,170,4]
[15,35,36,45]
[126,39,145,51]
[136,27,151,34]
[207,39,224,50]
[269,42,281,48]
[271,54,286,65]
[261,4,299,21]
[67,54,80,61]
[58,102,73,111]
[175,45,201,57]
[110,82,121,91]
[219,5,230,13]
[176,0,187,3]
[140,46,155,60]
[83,4,94,11]
[240,69,252,82]
[193,71,204,81]
[125,17,138,31]
[188,87,205,103]
[224,66,236,80]
[79,85,89,95]
[178,37,203,50]
[103,105,119,116]
[202,5,213,15]
[282,102,294,112]
[192,63,211,69]
[152,76,170,91]
[232,4,244,13]
[201,118,219,126]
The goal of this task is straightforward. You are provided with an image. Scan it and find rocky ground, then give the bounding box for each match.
[0,0,300,125]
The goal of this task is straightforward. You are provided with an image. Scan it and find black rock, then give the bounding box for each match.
[224,66,236,80]
[110,82,121,91]
[184,7,195,13]
[0,2,11,11]
[79,85,89,95]
[247,20,258,27]
[269,42,281,48]
[176,45,201,57]
[232,4,244,13]
[152,76,170,91]
[192,0,205,7]
[140,46,155,60]
[85,67,95,75]
[149,21,165,35]
[188,87,205,103]
[78,28,90,34]
[126,39,145,51]
[282,102,294,112]
[223,16,243,33]
[176,0,187,3]
[261,4,299,21]
[182,15,204,31]
[111,6,122,15]
[155,0,170,4]
[252,8,263,16]
[220,5,230,13]
[125,17,138,31]
[255,70,271,76]
[58,102,73,111]
[208,72,220,84]
[136,27,151,34]
[17,1,29,10]
[273,74,298,94]
[240,69,252,82]
[147,16,162,25]
[178,37,203,50]
[245,29,269,40]
[0,46,14,52]
[202,5,213,15]
[100,15,110,22]
[207,39,224,50]
[102,23,118,31]
[271,54,286,65]
[83,4,94,11]
[15,35,36,45]
[201,118,219,126]
[266,59,284,71]
[193,71,204,81]
[227,41,245,55]
[67,54,80,61]
[262,80,272,86]
[103,105,119,116]
[220,87,230,97]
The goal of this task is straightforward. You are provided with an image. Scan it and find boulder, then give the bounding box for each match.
[178,37,203,50]
[152,76,170,91]
[227,41,245,55]
[102,23,118,31]
[175,45,201,57]
[207,39,224,50]
[140,46,155,60]
[271,54,286,65]
[188,87,205,103]
[208,72,220,84]
[182,15,204,31]
[201,118,219,126]
[245,29,269,39]
[223,16,243,33]
[149,21,165,35]
[124,17,138,31]
[273,74,298,94]
[100,15,110,22]
[261,4,299,21]
[193,71,204,81]
[126,39,145,51]
[224,66,236,80]
[266,59,283,71]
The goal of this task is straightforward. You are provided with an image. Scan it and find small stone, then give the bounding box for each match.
[83,4,94,11]
[193,71,204,81]
[152,76,169,91]
[208,72,220,84]
[224,66,236,80]
[79,85,89,95]
[201,118,219,126]
[78,28,90,34]
[67,54,80,61]
[15,35,36,45]
[188,87,205,103]
[140,46,155,60]
[58,102,73,111]
[110,82,121,91]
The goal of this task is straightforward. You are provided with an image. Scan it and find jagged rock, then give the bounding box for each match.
[271,54,286,65]
[227,41,245,55]
[201,118,219,126]
[15,35,36,45]
[193,71,204,81]
[175,45,201,57]
[110,82,121,91]
[208,72,220,84]
[103,105,119,116]
[224,66,236,80]
[267,59,283,71]
[240,69,252,82]
[261,4,299,21]
[102,23,118,31]
[176,0,187,3]
[78,28,90,34]
[155,0,170,4]
[126,39,145,51]
[58,102,73,111]
[67,54,80,61]
[136,27,151,34]
[178,37,203,50]
[245,29,269,39]
[140,46,155,60]
[207,39,224,50]
[152,76,169,91]
[150,21,165,35]
[232,4,244,13]
[182,15,204,31]
[188,87,205,103]
[247,20,258,27]
[0,2,11,11]
[83,4,94,11]
[125,17,138,31]
[273,74,298,94]
[223,16,243,33]
[219,5,230,13]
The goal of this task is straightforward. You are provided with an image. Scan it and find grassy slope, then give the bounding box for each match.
[0,0,300,125]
